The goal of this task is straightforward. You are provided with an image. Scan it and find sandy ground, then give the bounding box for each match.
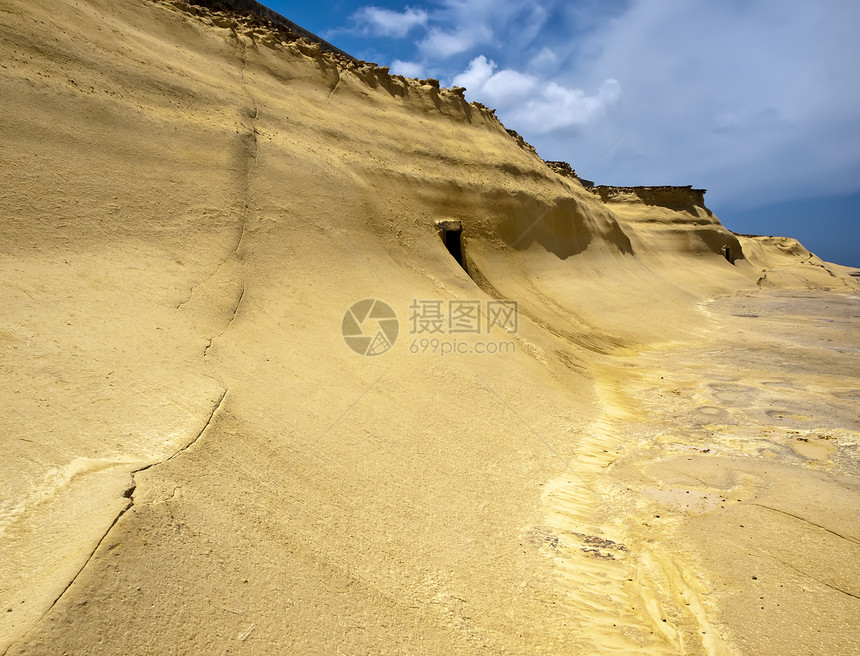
[0,0,857,653]
[539,291,860,654]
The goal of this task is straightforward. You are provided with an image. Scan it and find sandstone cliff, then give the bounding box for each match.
[1,1,857,655]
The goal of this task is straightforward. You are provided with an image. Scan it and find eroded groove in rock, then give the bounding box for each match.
[750,503,860,545]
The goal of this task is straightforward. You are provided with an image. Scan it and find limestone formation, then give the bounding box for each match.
[1,1,857,655]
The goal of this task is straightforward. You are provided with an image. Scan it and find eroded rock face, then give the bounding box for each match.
[593,185,708,212]
[1,1,857,655]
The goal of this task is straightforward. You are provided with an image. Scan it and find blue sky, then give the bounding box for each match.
[268,0,860,266]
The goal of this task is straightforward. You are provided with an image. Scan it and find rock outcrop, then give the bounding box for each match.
[592,185,708,212]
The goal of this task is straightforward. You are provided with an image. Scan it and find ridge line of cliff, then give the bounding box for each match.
[180,0,353,59]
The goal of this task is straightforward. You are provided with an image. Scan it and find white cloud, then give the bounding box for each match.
[351,6,428,38]
[390,59,425,78]
[454,57,539,107]
[482,68,537,106]
[418,25,492,59]
[530,47,558,70]
[451,55,495,91]
[509,78,620,133]
[416,0,546,59]
[453,56,620,133]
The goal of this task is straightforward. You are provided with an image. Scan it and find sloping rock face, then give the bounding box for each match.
[1,1,858,655]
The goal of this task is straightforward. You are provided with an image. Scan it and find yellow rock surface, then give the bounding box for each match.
[1,1,857,654]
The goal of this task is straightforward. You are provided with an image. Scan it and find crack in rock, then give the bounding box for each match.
[4,389,229,654]
[751,502,860,545]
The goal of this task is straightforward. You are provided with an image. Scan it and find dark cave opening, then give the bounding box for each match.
[438,220,467,272]
[445,228,464,266]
